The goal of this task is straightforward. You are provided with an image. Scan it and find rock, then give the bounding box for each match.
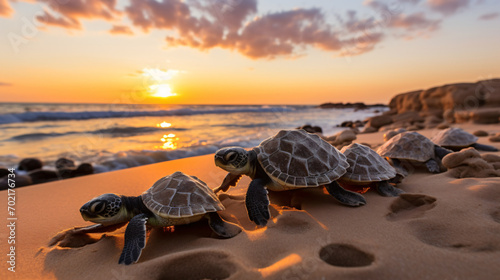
[350,127,360,134]
[0,174,32,190]
[55,158,76,170]
[482,154,500,164]
[442,148,500,178]
[336,129,356,143]
[387,79,500,124]
[339,121,353,128]
[454,110,471,123]
[473,130,489,137]
[362,126,378,134]
[56,158,78,179]
[319,102,385,110]
[328,129,357,147]
[297,125,323,134]
[443,109,455,123]
[470,108,500,124]
[18,158,43,171]
[29,170,60,184]
[355,120,365,128]
[72,163,94,177]
[366,115,393,129]
[396,111,425,124]
[383,128,407,142]
[489,133,500,142]
[437,123,450,129]
[407,125,421,131]
[424,115,443,128]
[0,168,9,178]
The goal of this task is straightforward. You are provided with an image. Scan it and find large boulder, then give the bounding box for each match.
[388,79,500,123]
[366,115,393,129]
[470,108,500,124]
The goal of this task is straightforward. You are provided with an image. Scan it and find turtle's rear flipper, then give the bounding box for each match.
[325,181,366,206]
[214,173,242,193]
[425,159,441,173]
[471,143,499,151]
[245,178,270,227]
[376,181,404,197]
[119,214,148,265]
[207,212,242,238]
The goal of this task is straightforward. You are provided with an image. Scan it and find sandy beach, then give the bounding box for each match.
[1,123,499,280]
[2,0,499,278]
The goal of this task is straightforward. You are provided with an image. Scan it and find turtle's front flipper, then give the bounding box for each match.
[375,181,404,197]
[207,212,242,238]
[75,223,127,234]
[245,178,270,226]
[119,214,148,265]
[325,181,366,206]
[471,143,499,152]
[48,223,127,247]
[214,173,243,193]
[434,145,452,159]
[425,159,441,173]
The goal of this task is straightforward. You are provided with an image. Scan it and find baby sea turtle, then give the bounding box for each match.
[377,131,451,173]
[431,127,498,151]
[214,129,367,227]
[339,143,404,196]
[70,172,242,265]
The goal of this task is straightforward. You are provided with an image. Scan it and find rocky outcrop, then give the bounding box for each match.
[363,79,500,133]
[319,102,385,110]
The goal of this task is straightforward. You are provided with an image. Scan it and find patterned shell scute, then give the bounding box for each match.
[141,171,224,218]
[431,127,478,147]
[255,130,349,187]
[340,143,396,182]
[377,132,435,162]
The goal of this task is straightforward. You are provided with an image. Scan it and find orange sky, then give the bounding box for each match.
[1,0,499,105]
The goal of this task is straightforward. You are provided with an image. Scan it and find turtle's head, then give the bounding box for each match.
[80,193,126,225]
[215,147,253,175]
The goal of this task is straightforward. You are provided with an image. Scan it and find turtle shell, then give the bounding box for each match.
[340,143,396,183]
[141,172,223,218]
[431,127,477,148]
[377,131,435,162]
[254,129,349,187]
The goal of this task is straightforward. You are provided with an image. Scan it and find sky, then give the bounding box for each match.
[0,0,499,105]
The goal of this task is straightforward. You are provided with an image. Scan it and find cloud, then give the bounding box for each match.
[478,12,499,20]
[2,0,477,59]
[0,0,13,17]
[109,24,133,35]
[0,82,12,86]
[124,0,384,59]
[427,0,470,15]
[36,0,121,30]
[388,12,441,32]
[365,1,441,38]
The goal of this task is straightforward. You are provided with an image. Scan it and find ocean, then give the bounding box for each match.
[0,103,385,173]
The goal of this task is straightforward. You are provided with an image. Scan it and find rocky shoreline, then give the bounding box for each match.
[361,78,500,133]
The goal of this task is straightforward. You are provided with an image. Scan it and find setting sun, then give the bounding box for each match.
[142,68,180,99]
[149,84,177,98]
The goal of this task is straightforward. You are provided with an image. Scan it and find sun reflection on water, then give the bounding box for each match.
[157,121,172,128]
[159,133,179,150]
